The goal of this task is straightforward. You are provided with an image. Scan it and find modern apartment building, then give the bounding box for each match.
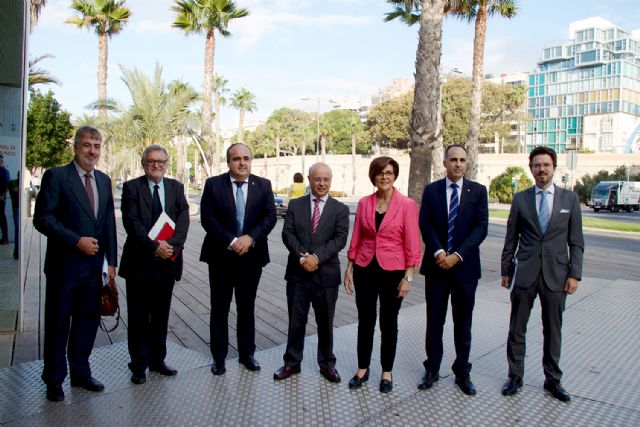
[526,17,640,153]
[371,77,412,106]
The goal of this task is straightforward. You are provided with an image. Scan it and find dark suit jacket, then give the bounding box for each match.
[419,178,488,282]
[118,176,190,281]
[199,172,277,268]
[501,185,584,290]
[282,195,350,287]
[34,162,117,280]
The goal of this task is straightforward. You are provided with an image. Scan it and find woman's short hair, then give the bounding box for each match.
[293,172,303,183]
[368,156,399,186]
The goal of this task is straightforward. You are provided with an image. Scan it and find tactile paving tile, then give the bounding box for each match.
[3,277,640,426]
[0,245,19,311]
[0,341,211,424]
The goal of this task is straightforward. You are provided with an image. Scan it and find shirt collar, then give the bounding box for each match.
[230,176,249,185]
[445,177,464,188]
[535,184,555,194]
[311,194,329,202]
[148,178,164,188]
[73,160,94,179]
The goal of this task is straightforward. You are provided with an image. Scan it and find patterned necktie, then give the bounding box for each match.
[312,197,321,234]
[84,173,96,218]
[235,181,246,236]
[152,184,162,222]
[447,183,459,253]
[539,190,550,234]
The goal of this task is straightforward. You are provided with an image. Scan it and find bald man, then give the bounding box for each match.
[274,163,350,383]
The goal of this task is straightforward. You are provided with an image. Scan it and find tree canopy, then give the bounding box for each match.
[489,166,531,203]
[26,90,74,173]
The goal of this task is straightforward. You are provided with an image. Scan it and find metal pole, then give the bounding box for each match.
[316,97,320,161]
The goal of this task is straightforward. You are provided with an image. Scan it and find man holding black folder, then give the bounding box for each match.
[119,145,190,385]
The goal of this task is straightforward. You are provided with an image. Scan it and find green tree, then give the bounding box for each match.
[230,88,257,145]
[449,0,518,179]
[489,166,531,203]
[319,109,367,154]
[365,92,412,149]
[26,90,74,174]
[172,0,249,167]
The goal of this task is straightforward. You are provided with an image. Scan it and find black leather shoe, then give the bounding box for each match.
[211,361,226,376]
[455,374,477,395]
[544,380,571,402]
[239,357,261,371]
[379,378,393,394]
[70,377,104,392]
[273,366,301,380]
[320,367,341,383]
[501,376,523,396]
[418,371,439,390]
[46,384,65,402]
[150,362,178,376]
[348,368,370,389]
[131,372,147,385]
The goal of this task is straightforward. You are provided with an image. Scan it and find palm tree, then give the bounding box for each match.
[28,54,60,90]
[172,0,249,168]
[66,0,132,118]
[451,0,517,179]
[230,88,257,145]
[385,0,452,202]
[30,0,48,31]
[212,74,229,173]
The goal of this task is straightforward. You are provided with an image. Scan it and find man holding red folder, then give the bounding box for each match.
[119,145,190,385]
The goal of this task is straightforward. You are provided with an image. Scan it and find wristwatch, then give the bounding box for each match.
[404,276,413,283]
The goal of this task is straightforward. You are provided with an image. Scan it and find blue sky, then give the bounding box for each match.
[30,0,640,129]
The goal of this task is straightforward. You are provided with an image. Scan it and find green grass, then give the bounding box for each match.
[489,210,640,232]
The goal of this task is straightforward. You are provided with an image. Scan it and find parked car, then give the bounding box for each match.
[274,193,287,218]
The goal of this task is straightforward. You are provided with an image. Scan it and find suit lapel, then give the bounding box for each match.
[163,178,175,217]
[223,173,237,220]
[314,196,334,236]
[438,179,448,224]
[67,163,95,221]
[547,185,563,232]
[95,171,109,224]
[139,177,153,215]
[526,187,543,235]
[244,175,259,223]
[378,189,398,233]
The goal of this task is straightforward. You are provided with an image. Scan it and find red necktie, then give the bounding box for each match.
[84,173,96,217]
[312,198,320,233]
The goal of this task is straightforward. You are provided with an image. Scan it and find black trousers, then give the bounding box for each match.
[126,262,175,373]
[353,260,404,372]
[283,280,339,369]
[424,273,477,377]
[208,260,262,364]
[0,198,7,241]
[42,274,100,386]
[507,274,566,381]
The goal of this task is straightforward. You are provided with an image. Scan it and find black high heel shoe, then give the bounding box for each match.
[348,368,370,389]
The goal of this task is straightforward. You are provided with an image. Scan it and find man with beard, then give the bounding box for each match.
[500,146,584,402]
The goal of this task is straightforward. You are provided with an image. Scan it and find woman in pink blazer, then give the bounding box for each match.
[344,157,422,393]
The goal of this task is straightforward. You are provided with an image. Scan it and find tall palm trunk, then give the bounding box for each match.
[320,135,327,163]
[203,29,216,174]
[237,108,245,144]
[300,139,306,177]
[98,32,111,177]
[351,132,357,196]
[408,0,445,203]
[466,3,487,180]
[214,94,222,173]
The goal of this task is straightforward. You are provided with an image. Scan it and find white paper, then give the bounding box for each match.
[102,256,109,287]
[147,211,176,240]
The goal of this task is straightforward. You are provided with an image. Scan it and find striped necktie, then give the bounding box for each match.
[447,183,459,253]
[312,198,321,233]
[539,190,550,234]
[235,181,245,236]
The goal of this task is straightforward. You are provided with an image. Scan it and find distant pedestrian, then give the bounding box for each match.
[0,154,10,244]
[288,172,306,200]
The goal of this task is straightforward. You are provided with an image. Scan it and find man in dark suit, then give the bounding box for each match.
[273,163,349,383]
[34,126,117,402]
[500,146,584,402]
[200,143,277,375]
[418,144,488,395]
[119,145,190,385]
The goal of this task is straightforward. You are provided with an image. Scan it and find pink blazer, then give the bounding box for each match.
[347,188,422,271]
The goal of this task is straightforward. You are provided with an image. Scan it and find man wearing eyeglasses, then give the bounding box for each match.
[119,145,190,385]
[200,143,277,375]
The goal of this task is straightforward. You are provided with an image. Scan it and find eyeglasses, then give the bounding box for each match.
[144,159,167,166]
[376,171,395,178]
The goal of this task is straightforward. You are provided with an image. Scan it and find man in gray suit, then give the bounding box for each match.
[500,146,584,402]
[274,163,350,383]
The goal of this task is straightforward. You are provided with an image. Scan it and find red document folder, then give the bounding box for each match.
[148,212,177,261]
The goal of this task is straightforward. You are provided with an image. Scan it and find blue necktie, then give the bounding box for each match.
[447,183,459,253]
[539,190,550,234]
[235,181,246,236]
